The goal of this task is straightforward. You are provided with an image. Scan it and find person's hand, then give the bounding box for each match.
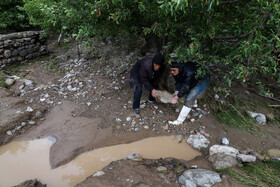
[174,91,179,96]
[171,96,179,104]
[151,89,158,97]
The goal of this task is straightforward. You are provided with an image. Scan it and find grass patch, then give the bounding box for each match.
[6,63,21,75]
[0,71,9,88]
[41,55,65,73]
[222,160,280,187]
[208,94,264,135]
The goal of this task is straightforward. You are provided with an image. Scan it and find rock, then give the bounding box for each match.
[179,169,222,187]
[183,180,196,187]
[127,153,143,161]
[190,118,195,122]
[214,94,219,100]
[187,134,210,149]
[40,98,46,102]
[222,137,230,145]
[144,125,149,129]
[29,120,36,125]
[21,122,27,126]
[237,154,256,163]
[35,111,44,119]
[191,165,198,169]
[19,49,27,57]
[86,102,91,106]
[4,50,11,58]
[6,131,12,135]
[155,90,174,103]
[209,145,239,157]
[267,149,280,159]
[157,166,167,172]
[209,153,239,170]
[126,117,132,122]
[116,118,122,122]
[26,107,34,112]
[5,78,15,86]
[16,126,22,130]
[92,171,105,177]
[19,84,25,90]
[22,79,34,87]
[140,103,146,109]
[162,124,169,131]
[246,111,266,123]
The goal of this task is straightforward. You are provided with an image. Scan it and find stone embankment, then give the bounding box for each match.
[0,31,48,69]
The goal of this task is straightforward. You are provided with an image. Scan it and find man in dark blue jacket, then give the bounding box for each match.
[168,60,210,125]
[130,54,165,117]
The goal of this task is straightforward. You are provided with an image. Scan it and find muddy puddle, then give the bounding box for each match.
[0,136,201,187]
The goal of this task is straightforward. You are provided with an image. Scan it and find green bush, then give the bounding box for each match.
[0,0,33,33]
[22,0,280,91]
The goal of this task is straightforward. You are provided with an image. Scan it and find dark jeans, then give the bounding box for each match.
[133,85,155,110]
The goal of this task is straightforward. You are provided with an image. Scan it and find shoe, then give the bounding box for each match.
[147,99,155,104]
[134,108,140,118]
[134,108,140,114]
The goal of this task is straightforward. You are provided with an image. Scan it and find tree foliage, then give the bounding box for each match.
[0,0,32,33]
[22,0,280,86]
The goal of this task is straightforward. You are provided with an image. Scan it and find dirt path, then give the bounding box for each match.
[0,39,279,186]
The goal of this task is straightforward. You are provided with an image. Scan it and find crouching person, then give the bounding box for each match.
[130,54,165,117]
[169,60,210,125]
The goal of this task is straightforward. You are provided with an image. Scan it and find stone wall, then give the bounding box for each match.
[0,31,48,69]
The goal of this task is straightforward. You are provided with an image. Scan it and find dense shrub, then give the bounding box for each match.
[0,0,33,34]
[22,0,280,88]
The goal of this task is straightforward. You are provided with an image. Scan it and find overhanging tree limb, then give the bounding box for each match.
[219,0,244,5]
[214,11,271,40]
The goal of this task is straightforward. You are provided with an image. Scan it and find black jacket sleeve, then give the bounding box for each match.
[177,71,195,98]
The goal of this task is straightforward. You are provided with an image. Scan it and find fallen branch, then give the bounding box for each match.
[220,0,244,5]
[259,94,280,103]
[268,105,280,108]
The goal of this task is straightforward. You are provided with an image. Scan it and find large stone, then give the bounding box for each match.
[4,50,11,58]
[209,145,239,157]
[26,31,34,36]
[27,54,33,59]
[22,79,34,87]
[27,48,34,54]
[155,90,174,103]
[187,134,210,149]
[179,169,222,187]
[19,49,27,57]
[15,39,24,43]
[24,37,32,41]
[12,49,19,56]
[209,153,239,170]
[5,78,15,86]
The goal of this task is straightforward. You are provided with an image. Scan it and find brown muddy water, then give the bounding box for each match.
[0,136,201,187]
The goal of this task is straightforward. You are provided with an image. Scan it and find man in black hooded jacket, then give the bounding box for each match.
[130,54,165,116]
[168,60,210,125]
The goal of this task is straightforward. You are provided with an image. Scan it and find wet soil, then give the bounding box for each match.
[0,38,279,186]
